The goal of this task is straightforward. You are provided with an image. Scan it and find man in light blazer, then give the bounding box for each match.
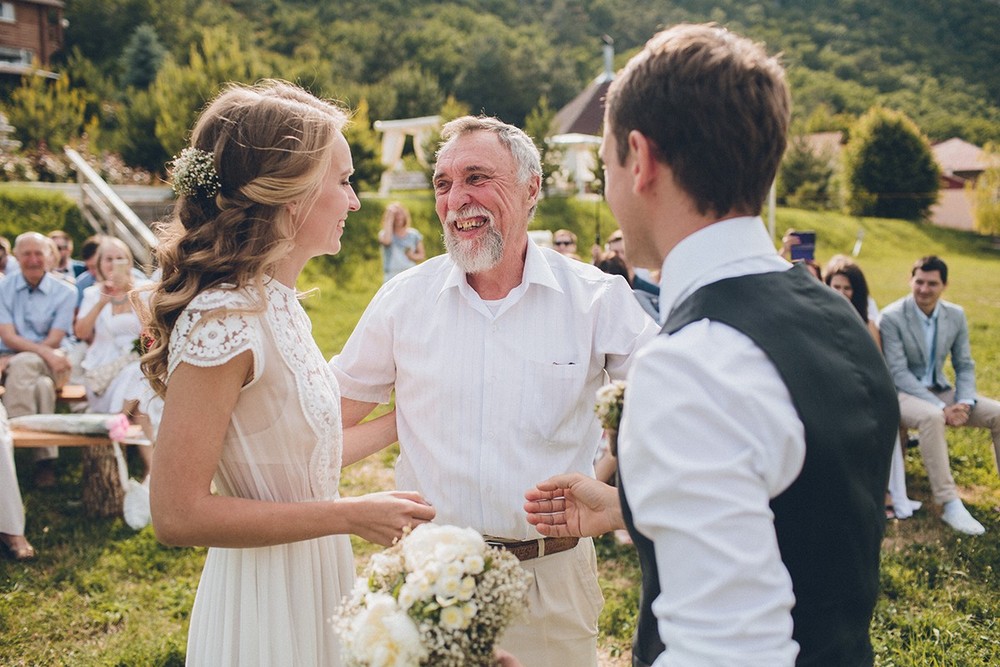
[880,255,1000,535]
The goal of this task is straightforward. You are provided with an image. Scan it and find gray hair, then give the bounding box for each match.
[13,231,51,255]
[437,116,542,183]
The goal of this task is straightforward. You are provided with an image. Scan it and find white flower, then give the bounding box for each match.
[463,554,485,575]
[347,593,426,667]
[458,576,476,601]
[402,524,483,571]
[439,604,468,631]
[435,574,463,599]
[334,523,530,666]
[369,550,403,578]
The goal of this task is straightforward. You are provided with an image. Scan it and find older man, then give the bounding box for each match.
[331,116,657,666]
[0,232,77,487]
[525,25,898,666]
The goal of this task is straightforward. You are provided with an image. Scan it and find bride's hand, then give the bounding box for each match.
[344,491,436,546]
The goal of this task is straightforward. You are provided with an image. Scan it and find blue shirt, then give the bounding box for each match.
[915,303,939,387]
[0,272,77,354]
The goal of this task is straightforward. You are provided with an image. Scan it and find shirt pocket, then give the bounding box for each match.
[517,358,590,443]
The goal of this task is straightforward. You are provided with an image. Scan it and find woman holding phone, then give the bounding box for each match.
[75,237,160,478]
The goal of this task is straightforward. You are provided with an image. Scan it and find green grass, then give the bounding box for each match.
[3,205,1000,665]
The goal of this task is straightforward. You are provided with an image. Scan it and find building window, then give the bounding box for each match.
[0,3,15,23]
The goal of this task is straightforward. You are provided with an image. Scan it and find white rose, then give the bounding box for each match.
[350,593,426,667]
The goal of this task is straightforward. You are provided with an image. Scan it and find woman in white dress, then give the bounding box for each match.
[143,81,435,666]
[75,237,161,478]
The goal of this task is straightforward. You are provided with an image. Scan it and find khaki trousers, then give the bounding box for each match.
[899,389,1000,504]
[1,352,59,461]
[496,538,603,667]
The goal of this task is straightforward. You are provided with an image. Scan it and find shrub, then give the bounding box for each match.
[0,186,89,244]
[841,107,940,220]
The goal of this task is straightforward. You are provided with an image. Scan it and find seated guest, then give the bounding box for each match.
[0,232,77,487]
[553,229,582,260]
[74,234,107,307]
[596,251,659,320]
[0,237,18,278]
[75,238,159,479]
[825,255,921,520]
[0,402,34,559]
[604,229,660,296]
[47,231,85,284]
[880,255,1000,535]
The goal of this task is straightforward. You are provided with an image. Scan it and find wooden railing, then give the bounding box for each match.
[63,148,159,271]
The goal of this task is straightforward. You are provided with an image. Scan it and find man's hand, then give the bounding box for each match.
[944,403,971,427]
[524,473,624,538]
[40,347,71,377]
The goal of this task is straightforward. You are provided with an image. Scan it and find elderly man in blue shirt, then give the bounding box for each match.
[0,232,77,487]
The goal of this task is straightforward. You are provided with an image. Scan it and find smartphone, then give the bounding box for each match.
[789,231,816,261]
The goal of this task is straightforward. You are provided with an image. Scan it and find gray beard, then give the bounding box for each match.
[444,225,504,274]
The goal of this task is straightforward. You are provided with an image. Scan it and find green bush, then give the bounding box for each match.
[0,186,89,244]
[842,107,941,220]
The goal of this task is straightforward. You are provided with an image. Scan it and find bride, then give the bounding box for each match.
[142,80,435,666]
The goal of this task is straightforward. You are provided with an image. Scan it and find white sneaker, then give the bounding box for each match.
[941,500,985,536]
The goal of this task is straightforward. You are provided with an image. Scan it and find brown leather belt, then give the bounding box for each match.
[485,537,579,561]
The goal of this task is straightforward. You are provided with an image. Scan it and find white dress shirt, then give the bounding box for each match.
[332,240,657,539]
[621,216,804,666]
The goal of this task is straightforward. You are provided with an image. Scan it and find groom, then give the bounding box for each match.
[526,24,898,666]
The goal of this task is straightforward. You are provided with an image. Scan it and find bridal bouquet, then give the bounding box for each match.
[595,380,626,455]
[333,523,530,667]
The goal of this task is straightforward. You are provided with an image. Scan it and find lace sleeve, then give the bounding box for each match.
[167,288,264,381]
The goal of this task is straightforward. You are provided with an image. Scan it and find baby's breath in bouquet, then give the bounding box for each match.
[595,380,626,455]
[333,523,530,667]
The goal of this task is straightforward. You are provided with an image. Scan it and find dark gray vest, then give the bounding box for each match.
[619,265,897,667]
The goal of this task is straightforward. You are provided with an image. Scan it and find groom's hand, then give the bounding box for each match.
[524,473,624,538]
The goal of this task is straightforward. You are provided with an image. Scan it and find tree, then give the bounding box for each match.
[343,99,384,193]
[523,96,560,196]
[972,143,1000,236]
[420,95,471,184]
[841,107,940,220]
[150,25,265,157]
[778,135,837,210]
[121,24,167,90]
[6,70,88,150]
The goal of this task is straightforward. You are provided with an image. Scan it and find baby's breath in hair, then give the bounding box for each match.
[170,147,221,198]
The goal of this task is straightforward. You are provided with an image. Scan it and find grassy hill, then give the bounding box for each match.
[2,205,1000,665]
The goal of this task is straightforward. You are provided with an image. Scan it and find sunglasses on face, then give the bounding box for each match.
[608,237,623,244]
[554,240,574,246]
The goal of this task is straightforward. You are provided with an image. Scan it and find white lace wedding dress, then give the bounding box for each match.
[169,280,353,666]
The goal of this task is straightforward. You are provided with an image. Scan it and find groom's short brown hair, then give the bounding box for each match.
[604,23,791,219]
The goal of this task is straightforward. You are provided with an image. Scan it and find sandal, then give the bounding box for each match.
[1,534,37,561]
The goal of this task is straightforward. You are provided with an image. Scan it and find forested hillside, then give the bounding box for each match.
[5,0,1000,175]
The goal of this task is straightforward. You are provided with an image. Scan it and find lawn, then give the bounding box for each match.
[2,205,1000,665]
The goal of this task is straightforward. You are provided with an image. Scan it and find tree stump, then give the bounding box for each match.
[81,445,124,518]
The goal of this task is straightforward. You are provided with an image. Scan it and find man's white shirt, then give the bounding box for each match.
[621,216,804,666]
[331,240,657,539]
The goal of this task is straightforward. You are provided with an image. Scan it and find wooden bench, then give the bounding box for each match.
[11,420,147,519]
